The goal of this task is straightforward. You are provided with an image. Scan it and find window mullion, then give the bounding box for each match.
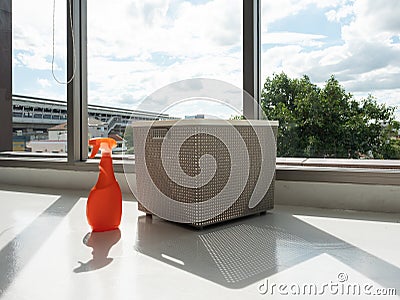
[0,0,12,152]
[243,0,261,120]
[67,0,88,162]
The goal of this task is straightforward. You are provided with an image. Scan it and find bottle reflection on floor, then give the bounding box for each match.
[73,228,121,273]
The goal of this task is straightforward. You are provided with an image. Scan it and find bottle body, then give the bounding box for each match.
[87,154,122,232]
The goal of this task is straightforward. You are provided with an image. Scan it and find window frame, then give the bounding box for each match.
[1,0,400,187]
[0,0,12,152]
[67,0,88,162]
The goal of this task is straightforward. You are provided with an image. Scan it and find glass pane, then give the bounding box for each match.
[12,0,67,155]
[87,0,243,154]
[261,0,400,159]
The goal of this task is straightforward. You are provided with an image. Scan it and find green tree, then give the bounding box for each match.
[261,72,400,159]
[123,125,134,154]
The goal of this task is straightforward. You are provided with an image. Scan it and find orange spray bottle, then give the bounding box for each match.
[87,138,122,232]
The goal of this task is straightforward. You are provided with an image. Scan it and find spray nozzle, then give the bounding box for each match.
[89,138,117,158]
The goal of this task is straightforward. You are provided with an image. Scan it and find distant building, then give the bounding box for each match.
[47,118,108,141]
[12,135,27,152]
[88,118,108,139]
[28,118,109,153]
[28,122,67,153]
[48,123,68,141]
[108,133,127,153]
[184,114,219,119]
[27,140,67,154]
[13,94,176,144]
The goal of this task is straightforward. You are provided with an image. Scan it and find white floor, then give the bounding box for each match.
[0,184,399,299]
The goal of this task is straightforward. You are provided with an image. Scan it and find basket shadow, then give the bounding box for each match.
[134,212,400,290]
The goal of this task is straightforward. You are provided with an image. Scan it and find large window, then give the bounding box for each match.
[261,0,400,159]
[6,0,400,167]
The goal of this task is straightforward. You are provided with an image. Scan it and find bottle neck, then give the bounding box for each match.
[96,154,116,188]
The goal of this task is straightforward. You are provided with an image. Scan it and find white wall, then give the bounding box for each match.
[275,181,400,213]
[0,166,399,212]
[0,167,135,200]
[48,130,67,141]
[28,141,67,153]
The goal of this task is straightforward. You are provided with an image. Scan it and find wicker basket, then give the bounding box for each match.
[132,119,278,228]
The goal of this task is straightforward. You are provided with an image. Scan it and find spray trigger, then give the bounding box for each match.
[88,138,117,158]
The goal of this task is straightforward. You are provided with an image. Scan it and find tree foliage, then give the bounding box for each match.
[123,125,134,154]
[261,72,400,159]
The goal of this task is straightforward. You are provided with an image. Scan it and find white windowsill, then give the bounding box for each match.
[0,154,400,185]
[0,155,399,213]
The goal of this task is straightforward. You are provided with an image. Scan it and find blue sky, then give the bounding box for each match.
[12,0,400,119]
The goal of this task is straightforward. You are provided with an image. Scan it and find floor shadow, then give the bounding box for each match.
[0,183,77,197]
[135,212,400,291]
[74,229,121,273]
[0,189,82,297]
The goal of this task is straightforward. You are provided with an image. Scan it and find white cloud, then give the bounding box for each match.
[37,78,51,88]
[352,0,400,34]
[16,52,54,70]
[261,0,346,30]
[262,0,311,26]
[29,88,66,101]
[88,51,242,110]
[325,3,354,22]
[262,32,326,47]
[13,0,66,59]
[87,0,241,59]
[353,89,400,120]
